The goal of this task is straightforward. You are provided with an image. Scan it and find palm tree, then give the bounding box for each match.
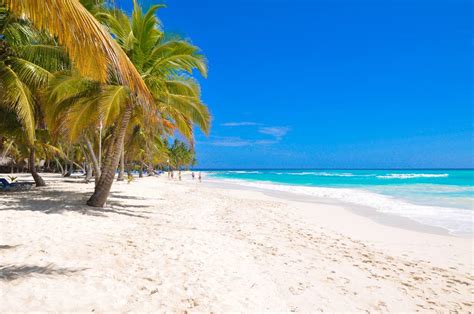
[28,0,210,206]
[85,2,210,206]
[0,7,69,185]
[3,0,154,192]
[44,72,130,182]
[0,107,63,182]
[168,139,195,180]
[124,123,169,177]
[98,2,211,137]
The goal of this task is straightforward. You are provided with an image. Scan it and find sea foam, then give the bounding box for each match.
[273,172,368,177]
[376,173,449,179]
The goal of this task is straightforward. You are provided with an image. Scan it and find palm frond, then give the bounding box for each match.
[8,57,53,89]
[15,44,70,72]
[6,0,153,106]
[0,62,35,143]
[96,85,129,128]
[147,40,208,78]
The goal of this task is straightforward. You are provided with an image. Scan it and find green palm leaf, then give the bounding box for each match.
[0,62,35,143]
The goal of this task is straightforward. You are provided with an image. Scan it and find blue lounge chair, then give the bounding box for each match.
[0,178,13,191]
[0,178,32,191]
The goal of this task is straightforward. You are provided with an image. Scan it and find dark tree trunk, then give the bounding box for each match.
[64,159,73,177]
[87,106,132,207]
[29,147,46,187]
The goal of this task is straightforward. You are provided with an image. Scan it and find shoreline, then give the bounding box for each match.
[203,174,473,237]
[1,173,472,311]
[203,178,455,237]
[199,175,472,269]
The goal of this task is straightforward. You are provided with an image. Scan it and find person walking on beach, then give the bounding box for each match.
[198,172,202,182]
[192,172,195,180]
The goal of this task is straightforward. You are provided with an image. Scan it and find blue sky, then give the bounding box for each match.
[117,0,473,169]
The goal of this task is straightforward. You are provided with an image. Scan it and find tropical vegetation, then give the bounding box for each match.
[0,0,210,207]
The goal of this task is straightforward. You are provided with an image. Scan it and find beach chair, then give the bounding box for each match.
[0,178,11,191]
[0,178,33,192]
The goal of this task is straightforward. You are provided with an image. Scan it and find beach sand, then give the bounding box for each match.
[0,173,472,311]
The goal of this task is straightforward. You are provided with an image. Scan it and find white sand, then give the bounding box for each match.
[0,173,472,311]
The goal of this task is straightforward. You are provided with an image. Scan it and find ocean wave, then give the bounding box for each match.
[226,171,261,174]
[274,172,367,177]
[377,173,449,179]
[214,178,472,235]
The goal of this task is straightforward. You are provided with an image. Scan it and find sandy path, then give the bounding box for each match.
[0,174,472,311]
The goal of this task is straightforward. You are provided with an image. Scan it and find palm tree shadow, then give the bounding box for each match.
[0,188,151,219]
[0,245,20,250]
[0,264,87,281]
[109,192,153,201]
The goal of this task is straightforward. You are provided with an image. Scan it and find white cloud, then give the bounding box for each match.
[209,136,277,147]
[258,126,291,139]
[206,124,291,147]
[221,122,260,127]
[210,137,251,147]
[255,139,279,145]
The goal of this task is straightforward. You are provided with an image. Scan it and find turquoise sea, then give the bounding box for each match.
[207,170,474,235]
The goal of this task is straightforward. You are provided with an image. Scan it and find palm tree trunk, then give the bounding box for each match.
[29,147,45,187]
[117,145,125,181]
[87,105,132,207]
[84,137,101,185]
[147,163,154,176]
[64,159,73,177]
[55,158,63,174]
[98,127,119,180]
[87,163,93,181]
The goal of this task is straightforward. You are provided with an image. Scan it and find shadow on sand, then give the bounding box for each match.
[0,245,20,250]
[0,264,87,281]
[0,188,152,219]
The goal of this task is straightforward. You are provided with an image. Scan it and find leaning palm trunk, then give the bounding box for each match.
[55,158,64,174]
[117,146,125,181]
[84,137,101,185]
[87,105,132,207]
[29,147,46,186]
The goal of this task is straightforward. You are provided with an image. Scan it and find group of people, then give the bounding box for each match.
[191,172,202,182]
[167,171,202,182]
